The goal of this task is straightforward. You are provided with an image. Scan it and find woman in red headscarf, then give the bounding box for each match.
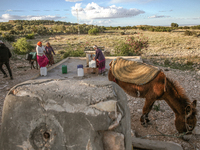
[36,41,49,68]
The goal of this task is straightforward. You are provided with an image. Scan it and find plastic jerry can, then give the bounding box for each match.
[77,64,84,77]
[40,67,47,76]
[77,68,84,76]
[62,65,67,74]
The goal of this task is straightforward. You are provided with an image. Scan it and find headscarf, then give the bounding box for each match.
[37,41,42,46]
[93,45,97,49]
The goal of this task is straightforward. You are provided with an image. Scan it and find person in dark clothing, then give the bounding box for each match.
[93,45,106,74]
[0,40,13,80]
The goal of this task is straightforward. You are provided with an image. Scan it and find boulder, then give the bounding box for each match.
[0,79,132,150]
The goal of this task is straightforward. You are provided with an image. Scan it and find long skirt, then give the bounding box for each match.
[37,55,49,68]
[45,53,54,65]
[97,59,105,74]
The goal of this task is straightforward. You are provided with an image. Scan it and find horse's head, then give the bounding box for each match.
[175,100,197,133]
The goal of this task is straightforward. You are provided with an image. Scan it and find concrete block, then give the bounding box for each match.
[0,79,132,150]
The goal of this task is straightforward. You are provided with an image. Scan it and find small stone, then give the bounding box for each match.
[182,134,192,141]
[196,70,200,75]
[193,126,200,135]
[103,131,125,150]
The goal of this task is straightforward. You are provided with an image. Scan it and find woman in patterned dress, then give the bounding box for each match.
[45,42,55,66]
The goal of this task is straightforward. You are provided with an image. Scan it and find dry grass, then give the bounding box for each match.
[29,29,200,63]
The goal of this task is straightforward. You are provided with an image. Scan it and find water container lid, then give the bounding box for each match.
[77,64,83,68]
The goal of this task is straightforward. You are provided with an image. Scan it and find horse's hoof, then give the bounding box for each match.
[147,121,152,125]
[141,122,148,127]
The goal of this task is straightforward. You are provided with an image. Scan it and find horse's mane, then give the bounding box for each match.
[167,77,197,115]
[166,78,190,105]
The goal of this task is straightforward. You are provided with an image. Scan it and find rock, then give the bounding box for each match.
[132,136,183,150]
[0,79,132,150]
[194,126,200,135]
[90,100,117,112]
[103,131,125,150]
[196,70,200,76]
[182,134,192,141]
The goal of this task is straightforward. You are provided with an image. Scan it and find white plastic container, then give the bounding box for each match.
[77,68,84,77]
[89,60,96,68]
[40,67,47,76]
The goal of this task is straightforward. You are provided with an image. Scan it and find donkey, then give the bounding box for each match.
[26,53,38,69]
[108,61,197,133]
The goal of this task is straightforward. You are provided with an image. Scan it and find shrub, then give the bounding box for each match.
[9,30,17,35]
[62,49,85,59]
[12,38,33,54]
[14,24,23,30]
[25,33,35,39]
[2,33,15,42]
[57,50,65,54]
[164,59,170,65]
[184,30,195,36]
[88,28,99,35]
[120,32,125,35]
[114,35,148,56]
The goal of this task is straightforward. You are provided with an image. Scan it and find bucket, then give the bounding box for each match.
[40,67,47,76]
[89,60,96,68]
[62,65,67,74]
[77,68,84,77]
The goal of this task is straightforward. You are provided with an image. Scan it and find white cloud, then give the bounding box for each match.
[148,15,170,18]
[110,0,153,3]
[81,19,112,25]
[65,0,82,2]
[5,9,13,12]
[71,2,145,20]
[0,14,66,22]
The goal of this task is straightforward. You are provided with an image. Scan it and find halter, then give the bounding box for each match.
[184,114,191,134]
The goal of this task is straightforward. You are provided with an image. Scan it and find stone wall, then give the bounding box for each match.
[0,79,132,150]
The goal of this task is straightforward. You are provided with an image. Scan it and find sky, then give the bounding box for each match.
[0,0,200,26]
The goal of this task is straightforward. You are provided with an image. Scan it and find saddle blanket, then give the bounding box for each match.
[111,57,160,85]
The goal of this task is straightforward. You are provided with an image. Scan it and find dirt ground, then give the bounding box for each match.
[0,57,200,150]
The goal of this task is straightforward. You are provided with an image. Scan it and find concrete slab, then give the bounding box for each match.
[35,56,142,80]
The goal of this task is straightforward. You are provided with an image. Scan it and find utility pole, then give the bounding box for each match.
[76,9,80,43]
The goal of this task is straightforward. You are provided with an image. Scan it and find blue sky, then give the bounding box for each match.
[0,0,200,26]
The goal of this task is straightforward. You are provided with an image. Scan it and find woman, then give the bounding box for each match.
[36,41,49,68]
[45,42,55,66]
[93,45,105,74]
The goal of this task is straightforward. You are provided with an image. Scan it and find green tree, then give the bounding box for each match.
[12,38,33,54]
[171,23,179,28]
[88,28,99,35]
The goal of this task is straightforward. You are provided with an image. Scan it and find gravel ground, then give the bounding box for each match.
[129,60,200,150]
[0,57,200,150]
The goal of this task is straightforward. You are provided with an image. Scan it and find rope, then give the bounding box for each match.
[139,126,189,139]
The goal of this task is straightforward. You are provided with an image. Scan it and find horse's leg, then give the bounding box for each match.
[31,61,35,69]
[140,99,155,126]
[36,60,38,70]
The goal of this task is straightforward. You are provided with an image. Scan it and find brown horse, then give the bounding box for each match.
[108,61,197,133]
